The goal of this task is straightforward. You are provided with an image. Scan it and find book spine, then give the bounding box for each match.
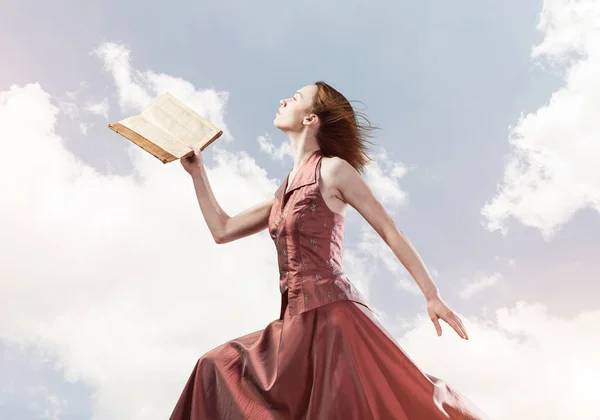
[108,123,178,164]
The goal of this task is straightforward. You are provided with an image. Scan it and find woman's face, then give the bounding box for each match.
[273,84,318,131]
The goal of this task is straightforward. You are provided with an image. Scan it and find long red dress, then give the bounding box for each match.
[170,150,488,419]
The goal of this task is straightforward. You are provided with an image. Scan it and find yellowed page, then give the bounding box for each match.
[140,93,222,152]
[118,114,193,159]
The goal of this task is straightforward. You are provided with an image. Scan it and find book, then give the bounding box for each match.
[108,92,223,163]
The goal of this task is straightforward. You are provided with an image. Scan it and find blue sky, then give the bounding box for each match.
[1,0,599,419]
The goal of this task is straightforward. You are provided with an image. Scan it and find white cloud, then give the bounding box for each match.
[55,84,108,137]
[58,100,79,120]
[85,99,109,119]
[482,0,600,239]
[459,272,503,300]
[0,43,379,420]
[0,80,282,419]
[92,42,233,143]
[364,148,408,209]
[257,133,291,161]
[40,389,67,420]
[395,302,600,420]
[356,225,421,295]
[79,122,91,135]
[14,386,68,420]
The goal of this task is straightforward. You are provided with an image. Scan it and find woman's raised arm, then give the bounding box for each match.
[181,149,275,244]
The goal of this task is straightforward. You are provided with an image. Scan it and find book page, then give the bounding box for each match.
[140,93,221,151]
[120,114,193,158]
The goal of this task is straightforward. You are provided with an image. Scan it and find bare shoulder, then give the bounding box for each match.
[322,155,394,241]
[320,155,362,194]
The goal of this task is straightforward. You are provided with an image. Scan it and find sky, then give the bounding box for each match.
[0,0,599,419]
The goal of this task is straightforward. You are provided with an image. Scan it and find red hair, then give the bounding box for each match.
[310,81,378,174]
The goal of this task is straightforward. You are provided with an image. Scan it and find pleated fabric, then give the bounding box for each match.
[170,292,488,420]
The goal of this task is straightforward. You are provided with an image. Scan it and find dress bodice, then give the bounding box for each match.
[268,150,372,316]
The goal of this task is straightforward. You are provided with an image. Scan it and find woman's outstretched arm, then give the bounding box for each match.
[325,156,469,340]
[181,148,275,244]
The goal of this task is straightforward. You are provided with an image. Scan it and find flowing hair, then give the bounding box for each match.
[310,81,378,174]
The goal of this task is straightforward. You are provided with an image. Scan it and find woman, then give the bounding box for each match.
[171,82,488,419]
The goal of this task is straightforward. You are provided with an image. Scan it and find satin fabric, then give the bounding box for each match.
[170,150,488,419]
[170,292,488,419]
[268,150,373,316]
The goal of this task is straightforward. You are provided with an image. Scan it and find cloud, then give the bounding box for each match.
[481,0,600,239]
[85,99,110,119]
[257,133,292,161]
[0,80,283,419]
[92,42,233,143]
[356,225,421,295]
[79,122,91,135]
[459,272,503,300]
[53,83,108,139]
[0,42,381,420]
[17,387,66,420]
[58,100,79,120]
[395,301,600,420]
[363,148,408,209]
[35,387,67,420]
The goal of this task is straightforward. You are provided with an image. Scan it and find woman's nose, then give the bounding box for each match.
[280,99,287,107]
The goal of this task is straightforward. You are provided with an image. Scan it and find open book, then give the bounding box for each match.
[108,92,223,163]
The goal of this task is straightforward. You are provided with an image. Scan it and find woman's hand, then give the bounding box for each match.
[181,148,205,177]
[427,295,469,340]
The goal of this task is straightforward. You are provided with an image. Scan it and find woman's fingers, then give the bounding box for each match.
[427,299,469,339]
[444,312,468,340]
[454,315,469,339]
[430,315,442,336]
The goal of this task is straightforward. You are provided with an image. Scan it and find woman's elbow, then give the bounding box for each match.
[212,217,231,244]
[213,231,228,244]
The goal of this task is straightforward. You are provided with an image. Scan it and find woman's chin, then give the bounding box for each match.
[273,117,293,132]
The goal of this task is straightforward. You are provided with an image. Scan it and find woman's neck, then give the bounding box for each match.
[287,132,320,170]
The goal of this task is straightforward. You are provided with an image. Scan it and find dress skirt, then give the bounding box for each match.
[170,291,488,420]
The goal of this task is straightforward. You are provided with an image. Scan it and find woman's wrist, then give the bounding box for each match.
[423,288,441,302]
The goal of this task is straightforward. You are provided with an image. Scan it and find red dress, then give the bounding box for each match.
[170,150,488,419]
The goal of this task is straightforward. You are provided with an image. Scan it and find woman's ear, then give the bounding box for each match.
[303,114,319,126]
